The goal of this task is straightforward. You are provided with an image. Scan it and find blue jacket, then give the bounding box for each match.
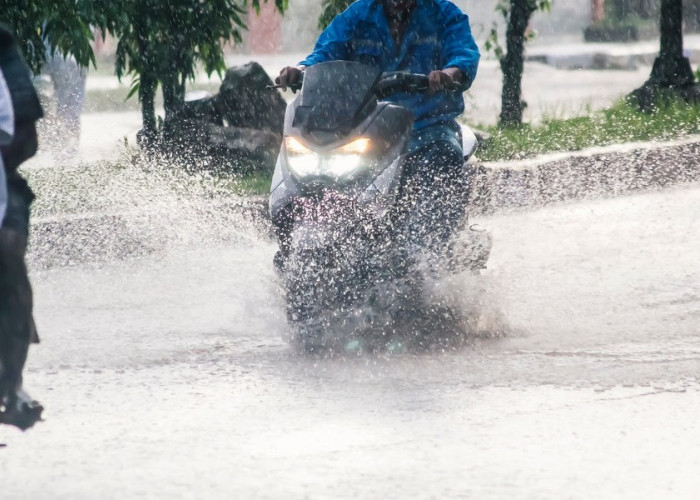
[299,0,479,130]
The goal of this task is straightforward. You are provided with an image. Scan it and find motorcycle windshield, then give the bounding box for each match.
[293,61,381,134]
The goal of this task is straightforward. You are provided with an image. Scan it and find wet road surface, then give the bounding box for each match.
[2,185,700,498]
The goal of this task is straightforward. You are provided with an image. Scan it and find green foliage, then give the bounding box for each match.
[100,0,289,138]
[0,0,118,73]
[4,0,289,139]
[477,97,700,162]
[112,0,286,99]
[484,0,551,65]
[114,0,240,86]
[318,0,353,30]
[484,26,504,61]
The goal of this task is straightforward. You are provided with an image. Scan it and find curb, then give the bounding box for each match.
[469,136,700,215]
[525,48,657,70]
[27,137,700,268]
[525,36,700,70]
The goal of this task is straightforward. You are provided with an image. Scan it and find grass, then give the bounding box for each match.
[476,96,700,162]
[233,172,273,194]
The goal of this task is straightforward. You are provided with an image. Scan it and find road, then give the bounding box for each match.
[2,182,699,498]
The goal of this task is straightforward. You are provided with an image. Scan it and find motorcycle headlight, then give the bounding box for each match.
[336,137,371,154]
[285,137,374,180]
[285,137,320,176]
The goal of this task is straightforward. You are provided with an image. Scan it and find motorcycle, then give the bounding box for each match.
[269,61,491,353]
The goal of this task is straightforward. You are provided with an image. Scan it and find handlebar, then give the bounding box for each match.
[375,72,462,98]
[266,81,303,93]
[267,71,462,97]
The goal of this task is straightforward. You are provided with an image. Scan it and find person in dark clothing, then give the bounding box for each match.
[0,24,44,430]
[274,0,480,257]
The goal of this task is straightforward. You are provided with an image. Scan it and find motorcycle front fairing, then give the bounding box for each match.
[269,62,414,227]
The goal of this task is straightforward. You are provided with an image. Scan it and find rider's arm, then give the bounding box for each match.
[438,2,480,91]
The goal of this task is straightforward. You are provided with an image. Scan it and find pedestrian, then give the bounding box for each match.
[0,23,44,430]
[40,50,86,161]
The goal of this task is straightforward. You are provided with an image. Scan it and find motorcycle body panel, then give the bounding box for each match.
[270,99,413,222]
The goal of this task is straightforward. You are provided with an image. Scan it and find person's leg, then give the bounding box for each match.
[396,125,470,251]
[0,230,32,396]
[50,57,86,159]
[0,221,43,429]
[0,176,36,402]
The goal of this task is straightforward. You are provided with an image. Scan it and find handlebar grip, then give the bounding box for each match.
[266,80,303,93]
[375,72,464,98]
[445,80,463,92]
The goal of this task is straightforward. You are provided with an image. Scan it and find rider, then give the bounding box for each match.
[275,0,480,257]
[0,24,44,429]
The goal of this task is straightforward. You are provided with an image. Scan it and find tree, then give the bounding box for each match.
[3,0,289,147]
[648,0,694,87]
[111,0,288,145]
[0,0,117,73]
[631,0,698,109]
[487,0,551,127]
[319,0,352,30]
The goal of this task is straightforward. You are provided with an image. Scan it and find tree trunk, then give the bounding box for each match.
[162,74,179,120]
[499,0,536,127]
[162,52,186,119]
[138,73,157,145]
[592,0,605,22]
[648,0,694,87]
[135,14,158,145]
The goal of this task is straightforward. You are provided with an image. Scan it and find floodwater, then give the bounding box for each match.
[2,180,699,498]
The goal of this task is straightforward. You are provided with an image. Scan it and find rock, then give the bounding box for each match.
[217,61,287,135]
[179,96,222,125]
[205,124,281,170]
[159,61,286,173]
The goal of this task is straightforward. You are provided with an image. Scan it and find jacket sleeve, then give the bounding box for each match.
[439,3,480,90]
[298,4,359,66]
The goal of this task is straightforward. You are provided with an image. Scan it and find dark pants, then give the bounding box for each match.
[395,122,471,251]
[0,173,36,399]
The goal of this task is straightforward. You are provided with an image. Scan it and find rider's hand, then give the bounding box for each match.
[275,66,305,88]
[427,68,464,93]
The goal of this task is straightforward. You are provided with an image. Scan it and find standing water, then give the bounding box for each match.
[1,151,700,498]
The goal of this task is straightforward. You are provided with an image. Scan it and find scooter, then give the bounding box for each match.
[269,61,490,352]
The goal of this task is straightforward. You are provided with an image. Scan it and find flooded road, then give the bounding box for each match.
[2,185,700,498]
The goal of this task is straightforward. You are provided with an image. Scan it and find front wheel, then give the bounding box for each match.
[283,248,328,351]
